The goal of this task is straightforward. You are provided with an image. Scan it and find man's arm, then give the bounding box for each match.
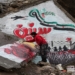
[26,39,35,42]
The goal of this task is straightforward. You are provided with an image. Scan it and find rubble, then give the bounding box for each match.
[56,64,64,71]
[58,71,71,75]
[0,0,50,17]
[0,31,18,46]
[54,0,75,22]
[31,61,70,75]
[57,0,75,18]
[0,56,21,69]
[72,72,75,75]
[0,0,75,75]
[66,65,75,73]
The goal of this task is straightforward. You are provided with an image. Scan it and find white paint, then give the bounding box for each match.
[0,0,74,34]
[0,43,24,63]
[0,0,75,51]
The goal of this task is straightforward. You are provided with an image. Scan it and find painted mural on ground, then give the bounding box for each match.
[0,0,75,53]
[0,42,36,68]
[12,8,75,65]
[0,42,36,63]
[13,8,75,52]
[0,0,75,65]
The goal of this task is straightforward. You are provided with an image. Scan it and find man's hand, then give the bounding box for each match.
[35,45,40,49]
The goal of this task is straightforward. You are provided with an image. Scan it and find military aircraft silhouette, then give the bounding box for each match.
[11,16,28,20]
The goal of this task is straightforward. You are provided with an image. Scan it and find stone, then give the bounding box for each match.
[23,1,29,4]
[7,7,14,12]
[37,61,51,66]
[10,3,18,8]
[50,73,56,75]
[0,56,21,69]
[72,72,75,75]
[17,3,23,7]
[14,8,18,12]
[40,65,57,75]
[0,0,50,17]
[0,4,3,13]
[56,0,75,19]
[18,0,24,2]
[58,70,71,75]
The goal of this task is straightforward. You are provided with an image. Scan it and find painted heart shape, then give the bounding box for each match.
[29,22,34,27]
[13,28,28,38]
[4,48,11,54]
[17,24,23,28]
[66,38,72,42]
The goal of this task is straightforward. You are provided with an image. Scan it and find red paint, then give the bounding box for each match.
[17,24,23,28]
[14,23,51,39]
[33,28,37,32]
[42,13,45,18]
[28,28,32,34]
[66,38,72,42]
[14,25,28,38]
[25,36,33,41]
[29,23,34,27]
[38,27,51,34]
[4,48,12,54]
[28,28,37,34]
[43,28,51,34]
[62,26,64,28]
[4,43,36,60]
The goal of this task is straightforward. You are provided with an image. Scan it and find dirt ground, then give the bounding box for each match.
[0,62,50,75]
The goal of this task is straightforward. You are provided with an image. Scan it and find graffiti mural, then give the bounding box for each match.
[4,43,36,61]
[29,9,75,31]
[14,24,51,38]
[11,8,75,52]
[0,1,75,65]
[48,50,75,65]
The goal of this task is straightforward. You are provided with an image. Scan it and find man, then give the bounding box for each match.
[26,32,49,62]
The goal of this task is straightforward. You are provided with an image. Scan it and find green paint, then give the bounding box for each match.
[43,8,46,12]
[44,12,55,16]
[29,9,75,28]
[42,8,55,16]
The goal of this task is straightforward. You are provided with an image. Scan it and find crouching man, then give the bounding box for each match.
[26,32,50,62]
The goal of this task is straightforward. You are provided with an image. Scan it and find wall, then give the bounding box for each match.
[0,0,13,3]
[0,0,75,52]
